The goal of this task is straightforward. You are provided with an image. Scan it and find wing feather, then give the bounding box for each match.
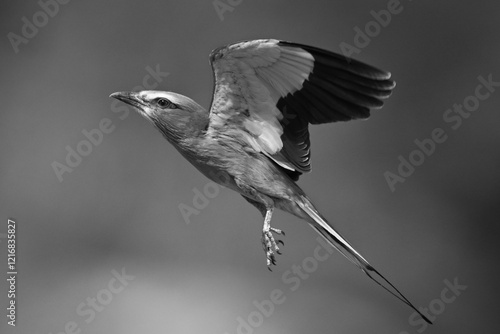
[208,39,395,180]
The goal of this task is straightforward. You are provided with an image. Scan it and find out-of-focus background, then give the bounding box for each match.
[1,0,499,333]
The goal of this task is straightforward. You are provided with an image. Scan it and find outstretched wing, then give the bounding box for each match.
[207,39,395,180]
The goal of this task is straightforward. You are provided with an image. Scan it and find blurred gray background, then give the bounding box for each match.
[1,0,499,333]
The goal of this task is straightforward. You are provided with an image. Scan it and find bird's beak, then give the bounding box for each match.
[109,91,145,109]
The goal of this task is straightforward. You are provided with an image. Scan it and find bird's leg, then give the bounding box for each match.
[240,193,285,269]
[261,207,285,269]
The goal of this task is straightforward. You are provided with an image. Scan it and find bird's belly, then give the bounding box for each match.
[183,137,302,202]
[184,154,241,193]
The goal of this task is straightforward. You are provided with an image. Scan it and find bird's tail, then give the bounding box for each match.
[296,196,432,324]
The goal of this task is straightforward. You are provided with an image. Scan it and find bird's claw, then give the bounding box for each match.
[262,227,285,269]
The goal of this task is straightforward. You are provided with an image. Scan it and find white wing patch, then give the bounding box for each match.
[209,39,314,161]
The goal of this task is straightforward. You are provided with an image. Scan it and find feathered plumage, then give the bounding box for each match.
[110,38,431,324]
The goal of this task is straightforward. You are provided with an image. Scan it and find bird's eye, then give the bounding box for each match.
[156,98,176,109]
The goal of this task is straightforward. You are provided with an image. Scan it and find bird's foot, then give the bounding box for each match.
[262,227,285,270]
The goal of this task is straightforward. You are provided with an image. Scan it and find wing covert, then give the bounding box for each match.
[207,39,395,180]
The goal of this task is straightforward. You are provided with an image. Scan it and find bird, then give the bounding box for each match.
[110,38,431,324]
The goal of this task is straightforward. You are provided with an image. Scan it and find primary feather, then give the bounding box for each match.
[208,39,395,180]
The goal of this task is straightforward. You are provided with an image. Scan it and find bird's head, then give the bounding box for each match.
[110,90,208,142]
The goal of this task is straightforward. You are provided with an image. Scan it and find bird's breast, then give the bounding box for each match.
[181,134,301,202]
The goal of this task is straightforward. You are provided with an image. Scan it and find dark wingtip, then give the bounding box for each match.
[387,78,397,89]
[278,40,394,81]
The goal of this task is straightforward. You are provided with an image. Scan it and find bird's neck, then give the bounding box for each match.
[151,109,209,144]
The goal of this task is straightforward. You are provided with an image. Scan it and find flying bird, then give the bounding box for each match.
[110,39,431,324]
